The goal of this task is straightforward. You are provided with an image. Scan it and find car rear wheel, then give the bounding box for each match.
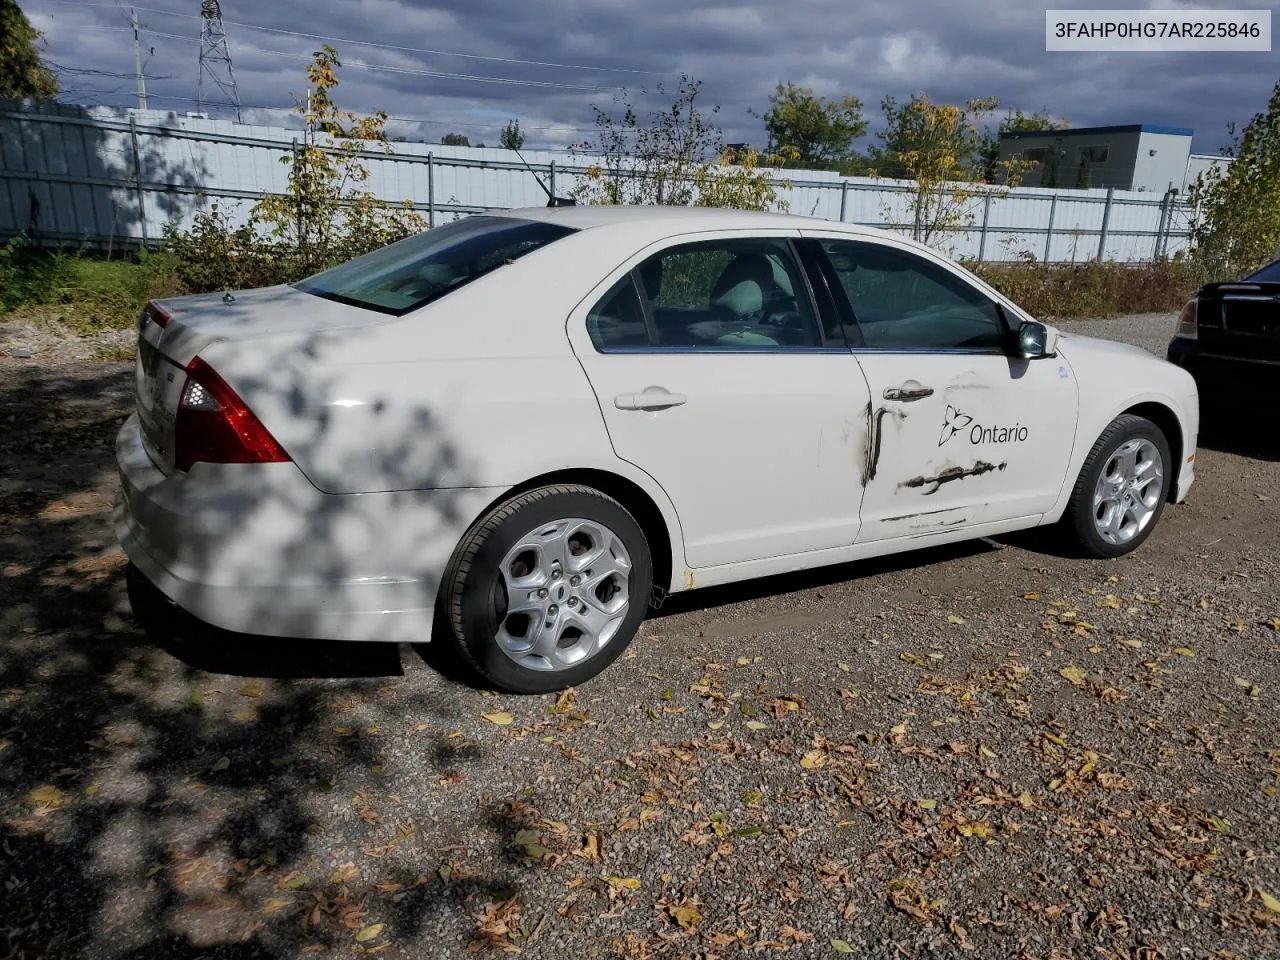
[441,484,653,694]
[1063,414,1171,559]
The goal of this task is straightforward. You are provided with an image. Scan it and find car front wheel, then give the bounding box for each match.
[1063,414,1172,559]
[441,484,654,694]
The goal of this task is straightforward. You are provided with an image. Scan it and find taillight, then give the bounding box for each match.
[1174,297,1198,340]
[174,357,290,471]
[138,300,172,333]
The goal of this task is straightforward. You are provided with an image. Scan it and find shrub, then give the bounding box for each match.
[970,258,1208,319]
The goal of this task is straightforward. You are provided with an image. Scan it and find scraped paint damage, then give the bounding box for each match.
[900,461,1007,496]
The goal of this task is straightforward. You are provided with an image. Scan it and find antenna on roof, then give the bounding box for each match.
[513,146,576,207]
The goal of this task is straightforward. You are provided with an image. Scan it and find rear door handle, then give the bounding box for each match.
[614,388,688,411]
[883,384,934,402]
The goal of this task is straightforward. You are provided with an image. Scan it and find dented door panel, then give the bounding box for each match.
[852,354,1080,543]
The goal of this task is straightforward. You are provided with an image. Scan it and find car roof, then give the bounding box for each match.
[494,203,888,238]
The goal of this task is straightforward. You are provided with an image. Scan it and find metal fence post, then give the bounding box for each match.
[549,160,556,199]
[129,114,148,246]
[977,191,992,262]
[427,152,435,227]
[1096,186,1114,261]
[1043,194,1058,263]
[839,180,849,223]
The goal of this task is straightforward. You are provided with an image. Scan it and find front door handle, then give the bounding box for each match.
[883,384,934,402]
[614,388,688,411]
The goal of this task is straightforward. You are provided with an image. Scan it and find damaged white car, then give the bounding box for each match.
[116,206,1199,692]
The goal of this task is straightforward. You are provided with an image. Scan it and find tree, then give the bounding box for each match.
[571,74,788,211]
[441,132,470,146]
[167,44,426,287]
[867,94,1033,248]
[1189,78,1280,277]
[753,82,866,171]
[0,0,59,99]
[499,119,525,151]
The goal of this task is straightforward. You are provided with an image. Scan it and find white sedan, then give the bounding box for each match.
[115,206,1199,693]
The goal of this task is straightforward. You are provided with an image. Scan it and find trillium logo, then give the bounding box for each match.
[939,405,1030,447]
[938,405,973,447]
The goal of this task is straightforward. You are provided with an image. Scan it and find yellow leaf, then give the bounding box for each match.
[482,711,514,726]
[946,615,965,625]
[708,719,725,730]
[838,662,851,673]
[1234,677,1253,689]
[800,750,827,770]
[668,901,703,931]
[979,744,997,759]
[1059,665,1087,686]
[355,923,385,942]
[1257,889,1280,913]
[745,720,767,731]
[27,785,65,808]
[234,710,258,723]
[736,656,750,667]
[1022,592,1040,601]
[957,821,993,838]
[607,876,641,890]
[1268,617,1280,631]
[1118,638,1143,649]
[832,940,855,953]
[262,898,290,915]
[916,798,937,810]
[84,783,100,797]
[1173,646,1195,657]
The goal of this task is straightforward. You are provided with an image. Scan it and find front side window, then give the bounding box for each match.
[819,240,1006,352]
[626,238,822,350]
[294,215,576,315]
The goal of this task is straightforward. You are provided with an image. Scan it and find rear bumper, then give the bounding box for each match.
[114,413,502,643]
[1167,337,1280,394]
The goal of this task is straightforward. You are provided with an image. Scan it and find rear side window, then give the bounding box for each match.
[1246,260,1280,282]
[294,216,576,315]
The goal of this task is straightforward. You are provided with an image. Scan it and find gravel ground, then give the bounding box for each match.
[2,312,1278,960]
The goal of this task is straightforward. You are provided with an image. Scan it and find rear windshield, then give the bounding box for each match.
[1245,259,1280,283]
[294,216,577,315]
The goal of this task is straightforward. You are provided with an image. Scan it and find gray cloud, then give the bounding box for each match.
[26,0,1279,153]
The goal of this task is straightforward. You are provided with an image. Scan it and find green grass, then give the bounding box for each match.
[0,241,184,334]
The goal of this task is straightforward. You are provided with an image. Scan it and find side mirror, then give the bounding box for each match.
[1017,320,1057,359]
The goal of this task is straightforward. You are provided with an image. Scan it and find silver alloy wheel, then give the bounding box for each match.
[494,517,633,672]
[1092,437,1164,545]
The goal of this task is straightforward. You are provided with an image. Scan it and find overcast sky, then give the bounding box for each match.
[24,0,1280,154]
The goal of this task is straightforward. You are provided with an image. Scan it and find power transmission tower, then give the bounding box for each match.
[197,0,242,121]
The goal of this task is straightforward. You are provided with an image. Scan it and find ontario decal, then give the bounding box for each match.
[939,405,1029,447]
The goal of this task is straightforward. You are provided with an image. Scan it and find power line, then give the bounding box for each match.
[27,0,666,76]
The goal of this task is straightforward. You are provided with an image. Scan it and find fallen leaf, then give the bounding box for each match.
[916,798,937,811]
[838,662,851,673]
[1173,646,1195,657]
[708,719,725,730]
[667,899,703,931]
[745,720,767,731]
[946,615,965,625]
[1257,889,1280,914]
[355,923,385,942]
[1059,665,1087,686]
[482,712,515,726]
[800,750,827,770]
[84,783,100,797]
[27,785,65,809]
[736,656,750,667]
[262,898,290,915]
[832,939,855,953]
[606,876,641,891]
[1022,592,1040,601]
[1118,637,1143,649]
[211,756,230,772]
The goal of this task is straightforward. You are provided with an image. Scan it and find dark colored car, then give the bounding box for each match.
[1168,258,1280,404]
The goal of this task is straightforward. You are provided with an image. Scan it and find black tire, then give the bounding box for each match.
[440,484,654,694]
[1063,414,1172,559]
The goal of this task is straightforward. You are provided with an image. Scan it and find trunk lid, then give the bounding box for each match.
[133,284,393,473]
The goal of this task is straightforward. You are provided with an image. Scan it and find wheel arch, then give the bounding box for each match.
[473,468,682,598]
[1121,401,1183,503]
